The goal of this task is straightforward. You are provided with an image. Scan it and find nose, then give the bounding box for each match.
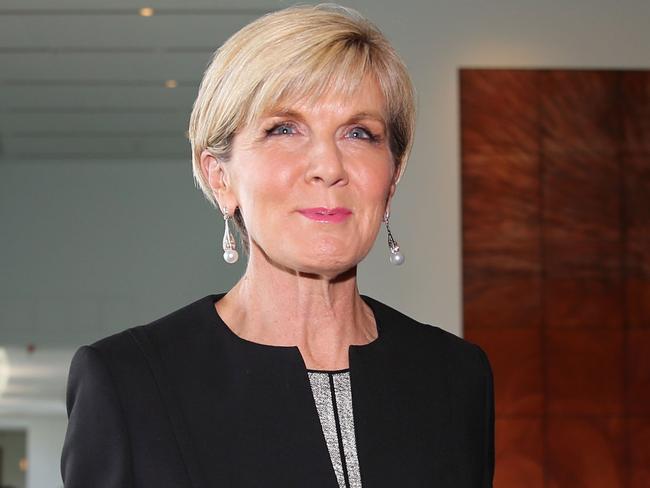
[304,137,349,187]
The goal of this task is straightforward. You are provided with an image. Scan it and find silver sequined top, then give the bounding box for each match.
[307,369,362,488]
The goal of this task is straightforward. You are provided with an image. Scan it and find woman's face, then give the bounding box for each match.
[208,77,397,277]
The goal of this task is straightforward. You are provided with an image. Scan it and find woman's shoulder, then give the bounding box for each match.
[363,295,491,377]
[86,294,219,358]
[65,295,220,402]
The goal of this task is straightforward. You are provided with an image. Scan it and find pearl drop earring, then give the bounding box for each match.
[384,211,405,265]
[222,207,239,264]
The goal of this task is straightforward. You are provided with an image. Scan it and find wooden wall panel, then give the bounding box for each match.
[628,419,650,488]
[625,154,650,329]
[468,328,543,416]
[463,150,541,273]
[495,418,544,488]
[461,70,543,334]
[461,70,539,151]
[464,275,543,329]
[621,73,650,154]
[461,69,650,487]
[626,329,650,415]
[540,71,619,155]
[546,330,624,415]
[546,418,625,488]
[542,153,621,273]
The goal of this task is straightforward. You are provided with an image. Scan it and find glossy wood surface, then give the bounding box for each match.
[461,69,650,488]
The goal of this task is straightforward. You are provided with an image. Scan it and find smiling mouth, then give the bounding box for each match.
[298,207,352,223]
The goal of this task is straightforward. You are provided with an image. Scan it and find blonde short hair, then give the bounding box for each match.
[188,3,416,246]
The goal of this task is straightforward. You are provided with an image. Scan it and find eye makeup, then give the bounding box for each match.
[261,121,382,143]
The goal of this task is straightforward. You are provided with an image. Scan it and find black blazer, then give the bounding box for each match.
[61,294,494,487]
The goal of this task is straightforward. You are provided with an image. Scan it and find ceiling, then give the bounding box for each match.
[0,0,280,161]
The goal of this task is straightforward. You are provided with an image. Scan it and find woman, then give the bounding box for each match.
[61,4,494,488]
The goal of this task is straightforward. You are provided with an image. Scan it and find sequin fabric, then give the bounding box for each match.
[307,370,362,488]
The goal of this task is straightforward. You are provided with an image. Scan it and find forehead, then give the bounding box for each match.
[256,75,388,122]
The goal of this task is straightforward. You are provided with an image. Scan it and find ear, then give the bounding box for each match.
[199,149,238,213]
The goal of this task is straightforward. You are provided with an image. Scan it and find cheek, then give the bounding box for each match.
[348,165,394,242]
[234,153,299,227]
[353,158,395,204]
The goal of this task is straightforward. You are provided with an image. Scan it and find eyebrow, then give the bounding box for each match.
[348,111,387,128]
[261,109,387,128]
[262,109,305,123]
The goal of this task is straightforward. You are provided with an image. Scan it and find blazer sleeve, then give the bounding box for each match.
[61,345,134,488]
[477,345,495,487]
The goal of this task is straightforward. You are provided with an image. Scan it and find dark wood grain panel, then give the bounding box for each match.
[626,329,650,414]
[544,276,623,329]
[626,239,650,278]
[461,70,539,152]
[463,148,541,273]
[624,155,650,276]
[543,152,622,276]
[461,69,650,487]
[628,418,650,488]
[621,72,650,155]
[547,417,625,488]
[495,419,544,488]
[546,330,624,415]
[627,277,650,328]
[624,153,650,330]
[541,70,619,155]
[464,272,541,329]
[465,328,543,416]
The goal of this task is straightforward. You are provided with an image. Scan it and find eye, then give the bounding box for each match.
[266,122,298,136]
[347,126,376,141]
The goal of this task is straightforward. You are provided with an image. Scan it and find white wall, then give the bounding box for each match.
[0,429,26,488]
[0,417,67,488]
[0,160,245,347]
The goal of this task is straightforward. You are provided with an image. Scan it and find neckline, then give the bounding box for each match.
[207,293,383,356]
[306,368,351,374]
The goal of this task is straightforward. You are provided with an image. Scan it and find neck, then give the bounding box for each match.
[216,247,378,370]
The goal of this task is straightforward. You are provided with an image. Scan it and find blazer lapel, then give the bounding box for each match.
[143,294,339,487]
[352,297,456,487]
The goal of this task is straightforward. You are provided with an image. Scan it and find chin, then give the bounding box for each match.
[254,237,367,278]
[281,247,362,278]
[296,259,358,279]
[304,238,362,267]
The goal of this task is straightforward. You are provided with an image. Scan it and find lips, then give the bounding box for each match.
[298,207,352,223]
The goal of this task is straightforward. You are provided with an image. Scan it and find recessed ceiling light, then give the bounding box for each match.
[139,7,155,17]
[165,79,178,88]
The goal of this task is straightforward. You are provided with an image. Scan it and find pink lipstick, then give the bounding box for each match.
[298,207,352,223]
